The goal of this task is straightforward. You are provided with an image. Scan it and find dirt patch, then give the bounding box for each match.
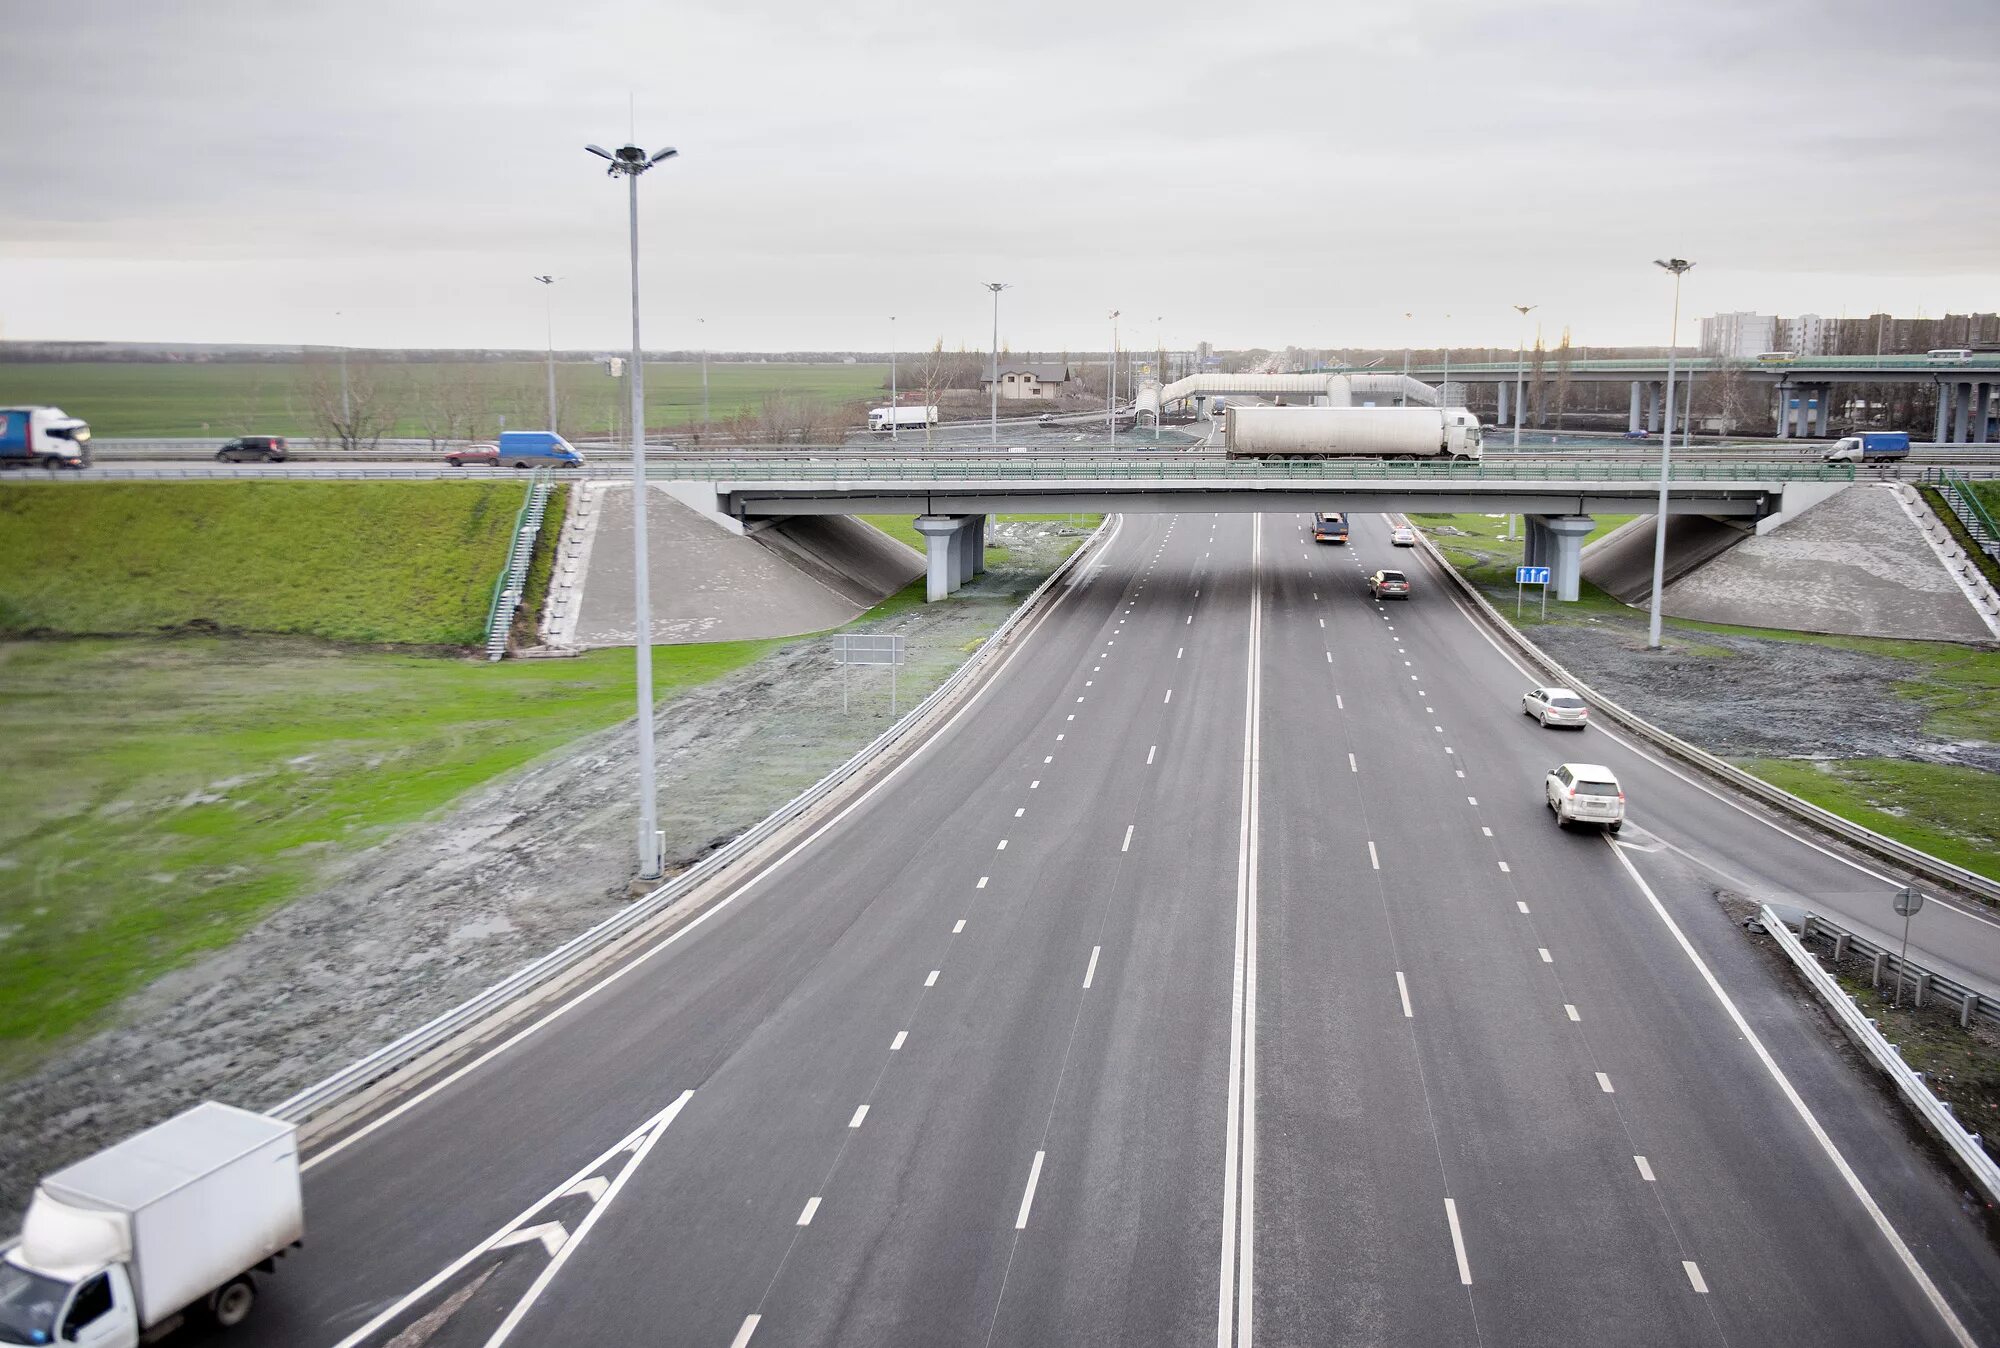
[1525,616,2000,774]
[0,522,1089,1216]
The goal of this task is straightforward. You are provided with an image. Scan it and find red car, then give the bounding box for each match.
[445,443,499,467]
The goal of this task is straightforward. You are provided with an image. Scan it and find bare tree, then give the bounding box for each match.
[300,354,399,450]
[226,370,272,435]
[718,389,863,446]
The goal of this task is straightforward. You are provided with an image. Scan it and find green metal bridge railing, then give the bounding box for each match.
[668,457,1856,484]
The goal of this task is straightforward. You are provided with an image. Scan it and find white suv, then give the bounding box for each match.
[1545,762,1624,832]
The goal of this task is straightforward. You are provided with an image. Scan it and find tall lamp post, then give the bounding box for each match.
[1107,309,1121,442]
[983,282,1009,444]
[1154,315,1165,441]
[1511,304,1536,448]
[1400,312,1412,405]
[889,316,898,442]
[698,317,709,436]
[1648,257,1694,650]
[586,139,678,880]
[533,275,559,432]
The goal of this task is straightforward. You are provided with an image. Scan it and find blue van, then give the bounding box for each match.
[496,431,585,468]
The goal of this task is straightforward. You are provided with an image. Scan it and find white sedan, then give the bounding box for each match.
[1523,686,1589,729]
[1546,762,1625,832]
[1390,525,1418,546]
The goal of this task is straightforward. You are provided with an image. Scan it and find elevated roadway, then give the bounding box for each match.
[196,509,1999,1348]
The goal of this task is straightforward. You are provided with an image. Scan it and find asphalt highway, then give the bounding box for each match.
[198,511,1998,1348]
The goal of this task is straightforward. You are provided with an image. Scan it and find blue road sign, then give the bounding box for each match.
[1516,566,1551,585]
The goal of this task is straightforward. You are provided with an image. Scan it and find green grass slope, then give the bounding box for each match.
[0,482,532,645]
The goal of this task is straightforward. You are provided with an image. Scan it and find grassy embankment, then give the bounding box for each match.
[0,360,891,439]
[0,481,782,1074]
[1414,510,2000,881]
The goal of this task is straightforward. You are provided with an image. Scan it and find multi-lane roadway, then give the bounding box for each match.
[200,510,1998,1347]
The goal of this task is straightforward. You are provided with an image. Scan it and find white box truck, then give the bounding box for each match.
[0,1104,303,1345]
[867,405,938,432]
[0,407,91,470]
[1224,405,1484,460]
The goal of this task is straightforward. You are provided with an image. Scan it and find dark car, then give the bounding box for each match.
[1368,569,1411,600]
[445,442,500,468]
[216,436,289,462]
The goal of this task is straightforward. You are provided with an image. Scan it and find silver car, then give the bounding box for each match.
[1523,686,1589,729]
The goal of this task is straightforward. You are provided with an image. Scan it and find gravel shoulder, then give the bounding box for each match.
[0,520,1088,1216]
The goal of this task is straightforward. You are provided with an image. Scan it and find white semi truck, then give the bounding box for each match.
[0,1104,303,1345]
[1224,405,1484,460]
[0,407,91,470]
[867,405,939,432]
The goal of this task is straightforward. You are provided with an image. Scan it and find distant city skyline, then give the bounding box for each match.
[4,0,1996,355]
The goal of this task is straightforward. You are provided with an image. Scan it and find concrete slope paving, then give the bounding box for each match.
[575,485,912,645]
[1657,482,1995,642]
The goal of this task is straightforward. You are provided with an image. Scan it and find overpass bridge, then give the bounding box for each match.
[1369,354,2000,443]
[662,455,1854,602]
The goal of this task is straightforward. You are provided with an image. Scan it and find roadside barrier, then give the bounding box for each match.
[270,516,1115,1124]
[1760,904,1999,1204]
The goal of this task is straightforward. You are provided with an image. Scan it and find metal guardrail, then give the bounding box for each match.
[268,515,1115,1125]
[482,474,551,660]
[1413,531,2000,907]
[1938,472,2000,560]
[1760,905,2000,1203]
[1794,910,2000,1030]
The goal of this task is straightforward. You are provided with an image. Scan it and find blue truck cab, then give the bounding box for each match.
[1823,431,1909,463]
[496,431,584,468]
[0,406,91,469]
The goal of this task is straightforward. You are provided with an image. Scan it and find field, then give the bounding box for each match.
[0,482,532,645]
[0,636,780,1074]
[0,360,892,439]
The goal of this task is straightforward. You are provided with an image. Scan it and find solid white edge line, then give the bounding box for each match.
[1444,1198,1473,1285]
[302,517,1127,1172]
[1605,841,1975,1345]
[1084,945,1101,989]
[1015,1150,1046,1229]
[1396,971,1413,1018]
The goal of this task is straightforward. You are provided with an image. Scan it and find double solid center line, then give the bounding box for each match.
[1218,515,1263,1348]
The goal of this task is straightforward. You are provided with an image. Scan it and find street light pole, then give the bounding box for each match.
[587,139,679,880]
[1400,312,1412,406]
[1512,304,1536,448]
[533,275,558,432]
[698,318,708,436]
[889,316,898,443]
[1107,309,1120,442]
[983,282,1009,445]
[1154,315,1164,442]
[1648,258,1694,650]
[1440,312,1453,409]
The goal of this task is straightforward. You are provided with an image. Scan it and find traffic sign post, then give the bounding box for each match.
[834,633,906,716]
[1515,565,1552,620]
[1891,885,1925,1007]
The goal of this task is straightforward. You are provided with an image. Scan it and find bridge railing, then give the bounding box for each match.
[681,456,1857,484]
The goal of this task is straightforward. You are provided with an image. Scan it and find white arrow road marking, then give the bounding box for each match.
[492,1222,569,1258]
[331,1091,693,1348]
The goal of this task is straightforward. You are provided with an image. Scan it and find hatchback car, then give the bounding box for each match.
[216,435,289,462]
[1545,762,1624,832]
[1523,686,1589,729]
[445,442,500,468]
[1390,525,1417,547]
[1368,569,1411,600]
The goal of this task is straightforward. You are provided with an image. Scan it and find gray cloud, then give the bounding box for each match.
[2,0,1995,351]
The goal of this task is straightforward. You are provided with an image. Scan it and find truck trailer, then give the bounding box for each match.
[867,405,939,432]
[0,407,91,470]
[1224,405,1483,460]
[0,1103,303,1344]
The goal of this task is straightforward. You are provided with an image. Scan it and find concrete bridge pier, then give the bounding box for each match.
[1645,382,1664,433]
[1521,515,1594,602]
[916,514,981,602]
[1497,380,1510,425]
[1628,381,1643,434]
[1954,381,1973,443]
[1976,383,1993,444]
[1935,384,1951,443]
[1775,384,1793,438]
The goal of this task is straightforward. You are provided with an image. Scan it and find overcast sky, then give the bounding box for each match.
[4,0,1996,354]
